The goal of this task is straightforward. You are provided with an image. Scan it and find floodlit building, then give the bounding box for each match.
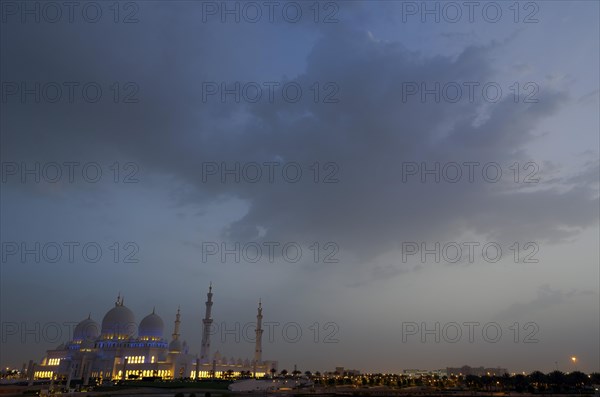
[30,285,277,385]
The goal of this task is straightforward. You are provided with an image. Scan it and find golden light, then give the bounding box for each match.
[571,356,577,363]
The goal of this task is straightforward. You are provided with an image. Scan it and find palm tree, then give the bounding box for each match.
[528,370,546,389]
[270,368,276,379]
[280,369,288,377]
[566,371,589,388]
[304,371,312,378]
[548,370,566,393]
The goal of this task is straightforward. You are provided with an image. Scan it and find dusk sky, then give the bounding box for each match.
[1,1,599,375]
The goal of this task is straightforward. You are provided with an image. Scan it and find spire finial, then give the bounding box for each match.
[88,312,91,319]
[116,292,121,306]
[209,282,212,293]
[259,298,262,308]
[152,306,156,314]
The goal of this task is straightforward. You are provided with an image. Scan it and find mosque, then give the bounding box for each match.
[29,285,277,385]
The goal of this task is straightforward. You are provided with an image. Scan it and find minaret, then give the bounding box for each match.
[172,306,181,341]
[253,299,263,375]
[200,283,214,363]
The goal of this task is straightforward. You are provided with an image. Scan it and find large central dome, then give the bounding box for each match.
[101,298,136,339]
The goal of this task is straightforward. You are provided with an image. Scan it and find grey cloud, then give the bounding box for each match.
[495,284,596,321]
[3,22,597,266]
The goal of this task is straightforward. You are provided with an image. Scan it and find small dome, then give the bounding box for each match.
[139,311,164,339]
[101,301,136,338]
[169,339,182,352]
[73,316,100,342]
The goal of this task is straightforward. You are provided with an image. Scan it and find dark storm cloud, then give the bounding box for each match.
[495,284,596,321]
[2,8,597,266]
[218,31,598,258]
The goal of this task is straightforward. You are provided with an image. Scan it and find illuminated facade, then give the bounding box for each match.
[30,287,277,385]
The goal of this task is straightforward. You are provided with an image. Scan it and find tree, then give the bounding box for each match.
[548,370,566,393]
[270,368,276,378]
[465,375,480,390]
[528,371,546,388]
[480,375,493,391]
[566,371,588,387]
[304,371,312,378]
[512,374,527,392]
[280,369,288,377]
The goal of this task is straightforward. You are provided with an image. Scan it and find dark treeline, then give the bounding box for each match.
[289,370,600,394]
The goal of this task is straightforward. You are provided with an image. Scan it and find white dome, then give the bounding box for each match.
[101,302,136,338]
[139,311,164,339]
[73,316,100,342]
[169,339,182,352]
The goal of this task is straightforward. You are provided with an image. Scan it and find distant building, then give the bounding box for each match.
[446,366,508,377]
[403,369,447,377]
[334,367,361,376]
[29,285,277,385]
